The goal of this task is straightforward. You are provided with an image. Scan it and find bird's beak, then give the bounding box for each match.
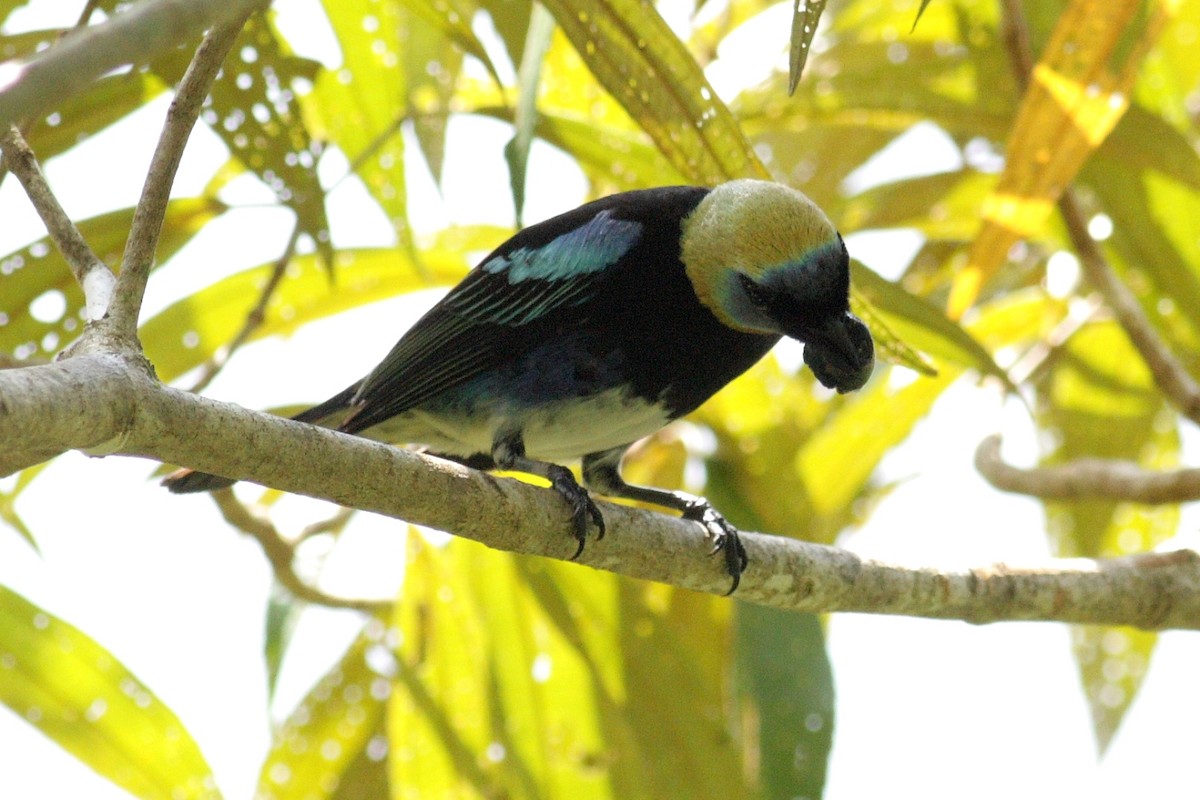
[799,312,874,393]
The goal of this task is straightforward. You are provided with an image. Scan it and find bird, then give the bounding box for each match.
[164,179,874,592]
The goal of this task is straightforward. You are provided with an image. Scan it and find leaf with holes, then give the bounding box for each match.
[540,0,767,185]
[309,0,414,250]
[256,627,388,800]
[788,0,826,93]
[148,12,329,268]
[0,198,227,362]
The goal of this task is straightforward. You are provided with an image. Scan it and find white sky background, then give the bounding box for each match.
[1,2,1199,798]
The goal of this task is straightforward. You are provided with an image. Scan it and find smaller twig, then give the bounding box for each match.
[186,221,302,393]
[1058,191,1200,425]
[999,0,1200,426]
[999,0,1036,92]
[210,489,391,612]
[975,434,1200,503]
[330,115,405,193]
[297,506,356,544]
[1005,293,1103,388]
[0,125,116,320]
[74,0,104,28]
[109,12,252,340]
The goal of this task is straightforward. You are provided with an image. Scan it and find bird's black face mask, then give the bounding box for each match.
[800,311,874,393]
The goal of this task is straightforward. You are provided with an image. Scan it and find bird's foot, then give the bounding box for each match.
[548,467,606,559]
[681,498,748,594]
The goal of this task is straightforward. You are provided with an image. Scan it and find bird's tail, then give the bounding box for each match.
[161,382,362,494]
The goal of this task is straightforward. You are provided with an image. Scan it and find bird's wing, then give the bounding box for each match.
[340,207,646,433]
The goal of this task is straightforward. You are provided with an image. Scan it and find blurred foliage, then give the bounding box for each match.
[2,0,1199,797]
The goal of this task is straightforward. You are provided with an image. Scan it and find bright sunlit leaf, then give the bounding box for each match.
[1038,321,1178,750]
[256,626,388,799]
[141,230,507,383]
[947,0,1179,317]
[540,0,769,184]
[0,198,228,362]
[0,585,219,800]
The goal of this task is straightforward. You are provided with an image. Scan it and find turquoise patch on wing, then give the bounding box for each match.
[483,210,643,283]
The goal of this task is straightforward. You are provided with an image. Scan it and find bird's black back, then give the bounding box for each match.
[340,185,779,434]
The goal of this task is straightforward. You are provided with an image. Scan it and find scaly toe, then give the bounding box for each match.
[682,500,747,594]
[549,469,602,560]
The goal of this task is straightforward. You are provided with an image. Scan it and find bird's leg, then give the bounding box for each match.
[582,447,748,594]
[426,451,497,471]
[492,433,605,560]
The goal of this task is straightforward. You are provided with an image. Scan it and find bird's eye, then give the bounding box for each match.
[737,272,771,309]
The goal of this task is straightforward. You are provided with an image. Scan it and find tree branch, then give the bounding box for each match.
[209,490,389,612]
[0,125,115,321]
[109,11,254,340]
[975,434,1200,504]
[0,0,268,130]
[2,356,1197,630]
[1057,191,1200,424]
[186,220,302,393]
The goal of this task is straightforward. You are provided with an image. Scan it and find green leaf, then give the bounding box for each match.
[23,71,169,163]
[140,230,504,383]
[1037,321,1178,750]
[504,3,556,226]
[311,0,416,249]
[736,607,832,800]
[329,717,390,800]
[396,0,508,92]
[0,585,219,799]
[851,261,1012,386]
[391,532,751,798]
[0,463,48,551]
[0,2,34,27]
[539,0,768,184]
[911,0,934,31]
[788,0,826,94]
[699,359,869,543]
[0,198,228,360]
[478,104,685,189]
[390,538,608,797]
[797,363,959,515]
[1101,104,1200,193]
[1084,162,1200,348]
[0,29,59,61]
[401,14,462,186]
[256,626,387,799]
[210,13,332,268]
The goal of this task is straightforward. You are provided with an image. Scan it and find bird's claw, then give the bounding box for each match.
[682,500,748,594]
[550,471,605,560]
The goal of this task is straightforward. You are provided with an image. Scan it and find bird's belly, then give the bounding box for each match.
[519,391,671,461]
[362,388,671,462]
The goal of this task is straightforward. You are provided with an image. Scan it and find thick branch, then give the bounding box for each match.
[0,0,267,130]
[0,125,115,320]
[2,356,1197,630]
[110,12,253,339]
[976,434,1200,503]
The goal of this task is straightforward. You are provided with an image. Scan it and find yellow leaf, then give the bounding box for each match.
[948,0,1178,318]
